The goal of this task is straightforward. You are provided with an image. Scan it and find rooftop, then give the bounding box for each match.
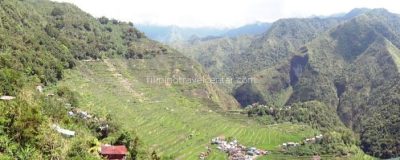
[0,96,16,101]
[101,145,128,155]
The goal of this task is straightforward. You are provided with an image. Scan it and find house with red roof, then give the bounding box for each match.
[100,145,128,160]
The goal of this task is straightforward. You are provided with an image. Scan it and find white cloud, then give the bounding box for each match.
[51,0,400,28]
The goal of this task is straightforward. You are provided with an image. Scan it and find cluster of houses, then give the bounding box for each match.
[304,134,323,144]
[281,134,324,150]
[52,108,103,138]
[209,136,268,160]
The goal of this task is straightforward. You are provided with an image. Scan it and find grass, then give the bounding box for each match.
[58,59,321,159]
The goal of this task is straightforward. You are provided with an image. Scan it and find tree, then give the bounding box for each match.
[51,7,64,17]
[45,24,59,38]
[98,16,109,24]
[114,131,139,160]
[151,150,160,160]
[0,68,24,96]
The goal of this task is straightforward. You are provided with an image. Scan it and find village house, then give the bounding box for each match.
[100,145,128,160]
[51,124,75,137]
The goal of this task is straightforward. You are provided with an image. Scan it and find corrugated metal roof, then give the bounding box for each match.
[0,96,15,100]
[101,145,128,155]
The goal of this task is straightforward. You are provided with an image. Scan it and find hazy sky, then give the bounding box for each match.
[52,0,399,28]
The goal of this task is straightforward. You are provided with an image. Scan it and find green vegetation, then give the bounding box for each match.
[175,8,400,159]
[245,9,400,159]
[246,102,360,156]
[0,0,174,159]
[57,59,319,159]
[0,0,322,159]
[172,35,256,90]
[0,0,398,159]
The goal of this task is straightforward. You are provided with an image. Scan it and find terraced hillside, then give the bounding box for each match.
[58,59,320,159]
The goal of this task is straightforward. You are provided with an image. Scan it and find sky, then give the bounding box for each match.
[51,0,400,28]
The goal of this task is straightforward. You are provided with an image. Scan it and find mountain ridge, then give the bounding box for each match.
[173,7,400,158]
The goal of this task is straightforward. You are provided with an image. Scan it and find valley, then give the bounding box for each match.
[0,0,398,159]
[58,59,318,159]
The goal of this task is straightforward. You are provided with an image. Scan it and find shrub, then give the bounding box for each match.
[56,86,79,107]
[51,7,64,17]
[98,16,109,24]
[0,68,24,96]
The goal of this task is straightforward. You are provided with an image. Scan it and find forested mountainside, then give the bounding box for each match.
[244,10,400,158]
[172,35,257,90]
[0,0,238,159]
[176,9,373,86]
[175,8,400,159]
[0,0,397,159]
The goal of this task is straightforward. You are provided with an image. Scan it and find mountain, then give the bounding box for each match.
[234,9,400,158]
[137,22,271,43]
[173,8,400,159]
[0,0,393,159]
[176,16,344,90]
[176,8,374,82]
[171,35,257,92]
[223,22,271,37]
[135,24,227,43]
[0,0,241,159]
[342,8,372,19]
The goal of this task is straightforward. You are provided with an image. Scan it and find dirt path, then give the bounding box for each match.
[103,59,145,102]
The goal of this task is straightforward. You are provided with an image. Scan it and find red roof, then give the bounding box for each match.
[101,145,128,155]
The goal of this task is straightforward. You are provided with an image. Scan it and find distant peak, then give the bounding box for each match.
[344,8,372,19]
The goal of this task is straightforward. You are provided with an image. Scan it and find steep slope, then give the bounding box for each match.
[173,35,256,91]
[174,17,343,93]
[0,0,240,159]
[228,17,343,79]
[0,0,149,159]
[244,9,400,107]
[338,38,400,158]
[175,8,371,83]
[240,9,400,158]
[26,0,239,110]
[0,0,394,159]
[58,59,319,159]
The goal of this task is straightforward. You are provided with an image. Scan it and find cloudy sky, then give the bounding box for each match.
[52,0,399,28]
